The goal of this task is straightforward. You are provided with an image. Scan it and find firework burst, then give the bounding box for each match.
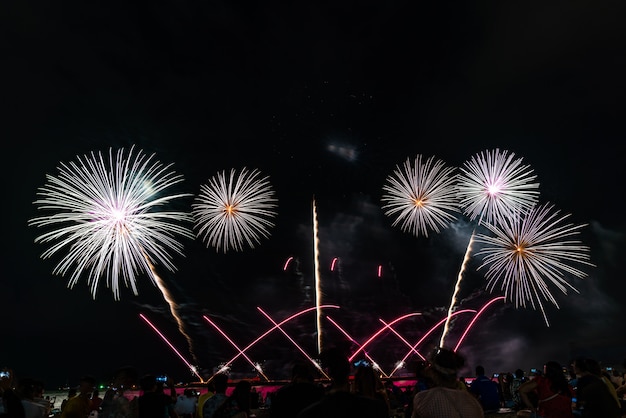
[192,167,278,253]
[29,146,194,300]
[382,155,459,237]
[474,202,594,324]
[440,149,540,347]
[457,148,540,226]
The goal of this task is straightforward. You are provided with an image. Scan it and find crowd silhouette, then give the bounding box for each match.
[1,352,625,418]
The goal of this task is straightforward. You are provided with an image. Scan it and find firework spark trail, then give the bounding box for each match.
[257,307,329,379]
[203,315,270,381]
[382,155,459,238]
[140,313,203,381]
[326,316,389,377]
[475,203,594,326]
[205,305,340,382]
[440,149,540,346]
[454,296,505,351]
[147,260,198,364]
[313,197,323,354]
[439,232,475,348]
[29,146,199,366]
[29,145,194,299]
[389,309,476,377]
[192,167,277,253]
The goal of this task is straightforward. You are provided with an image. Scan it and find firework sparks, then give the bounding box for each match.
[474,203,594,325]
[192,167,277,253]
[29,145,194,299]
[313,197,323,354]
[456,148,540,226]
[382,155,459,238]
[440,149,541,347]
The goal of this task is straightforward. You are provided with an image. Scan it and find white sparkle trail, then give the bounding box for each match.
[313,197,323,354]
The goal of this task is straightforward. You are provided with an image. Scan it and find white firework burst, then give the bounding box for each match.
[474,202,594,324]
[457,148,540,226]
[29,146,194,300]
[192,167,278,253]
[382,155,459,237]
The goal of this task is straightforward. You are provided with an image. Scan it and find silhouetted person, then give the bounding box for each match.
[468,365,501,412]
[270,361,324,418]
[60,388,77,413]
[297,346,388,418]
[196,381,215,418]
[518,361,574,418]
[510,368,526,410]
[18,377,47,418]
[90,389,102,415]
[100,366,138,418]
[60,376,96,418]
[175,389,198,418]
[0,368,26,418]
[213,380,251,418]
[202,373,228,418]
[135,374,179,418]
[572,357,621,418]
[410,348,483,418]
[353,363,390,416]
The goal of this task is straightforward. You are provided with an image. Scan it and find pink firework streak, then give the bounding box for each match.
[140,313,203,381]
[257,307,330,379]
[330,257,338,271]
[378,318,426,361]
[205,305,339,381]
[348,312,426,362]
[283,256,293,271]
[203,315,270,381]
[454,296,505,352]
[326,316,390,377]
[389,309,477,377]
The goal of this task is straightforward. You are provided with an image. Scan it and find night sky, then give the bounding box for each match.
[3,1,626,389]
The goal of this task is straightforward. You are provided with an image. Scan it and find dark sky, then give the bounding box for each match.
[3,1,626,389]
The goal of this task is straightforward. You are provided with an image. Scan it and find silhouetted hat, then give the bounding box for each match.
[430,347,465,376]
